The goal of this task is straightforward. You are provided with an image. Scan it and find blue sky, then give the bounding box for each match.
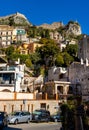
[0,0,89,34]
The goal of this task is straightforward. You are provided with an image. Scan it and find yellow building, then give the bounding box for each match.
[18,42,43,55]
[28,42,42,53]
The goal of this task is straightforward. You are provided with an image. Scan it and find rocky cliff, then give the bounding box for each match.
[37,22,64,30]
[38,21,82,36]
[0,12,32,26]
[65,21,82,35]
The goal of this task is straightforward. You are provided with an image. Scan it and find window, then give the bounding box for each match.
[40,103,46,109]
[28,104,30,112]
[11,105,14,113]
[20,105,23,111]
[59,74,64,79]
[31,104,33,113]
[4,105,6,112]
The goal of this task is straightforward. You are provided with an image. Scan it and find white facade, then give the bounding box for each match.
[0,61,24,92]
[13,28,29,43]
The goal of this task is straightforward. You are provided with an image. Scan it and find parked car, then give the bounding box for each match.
[8,111,32,125]
[0,111,8,129]
[32,109,50,123]
[50,113,61,122]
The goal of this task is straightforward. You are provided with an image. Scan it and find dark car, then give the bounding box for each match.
[8,111,32,125]
[50,113,61,122]
[0,111,8,129]
[32,109,50,123]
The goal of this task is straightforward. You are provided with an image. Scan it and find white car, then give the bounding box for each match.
[8,111,32,125]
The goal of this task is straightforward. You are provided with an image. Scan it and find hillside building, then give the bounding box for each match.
[0,25,29,47]
[0,25,14,46]
[0,59,24,92]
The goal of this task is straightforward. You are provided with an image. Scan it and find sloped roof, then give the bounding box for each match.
[0,57,7,63]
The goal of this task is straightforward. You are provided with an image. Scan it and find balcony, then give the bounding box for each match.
[0,66,15,71]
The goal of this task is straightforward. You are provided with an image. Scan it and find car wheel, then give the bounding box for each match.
[37,119,40,123]
[46,118,49,122]
[27,118,30,123]
[14,119,18,125]
[7,120,10,125]
[54,119,57,122]
[5,123,8,127]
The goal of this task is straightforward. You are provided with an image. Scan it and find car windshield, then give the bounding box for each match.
[33,110,41,115]
[11,112,20,116]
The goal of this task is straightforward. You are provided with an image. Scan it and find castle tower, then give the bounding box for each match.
[78,35,89,66]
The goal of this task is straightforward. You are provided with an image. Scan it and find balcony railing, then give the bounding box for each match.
[0,66,15,71]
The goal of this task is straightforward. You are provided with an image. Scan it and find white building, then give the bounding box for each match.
[0,59,24,92]
[13,28,29,43]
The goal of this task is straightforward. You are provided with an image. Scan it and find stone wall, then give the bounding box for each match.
[69,61,89,101]
[0,99,61,115]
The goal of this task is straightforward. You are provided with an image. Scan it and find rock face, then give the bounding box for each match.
[37,22,64,30]
[66,21,82,35]
[38,21,82,36]
[0,12,32,26]
[12,12,30,25]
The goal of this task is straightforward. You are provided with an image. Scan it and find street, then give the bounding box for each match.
[4,122,62,130]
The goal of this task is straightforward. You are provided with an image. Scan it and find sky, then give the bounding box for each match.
[0,0,89,34]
